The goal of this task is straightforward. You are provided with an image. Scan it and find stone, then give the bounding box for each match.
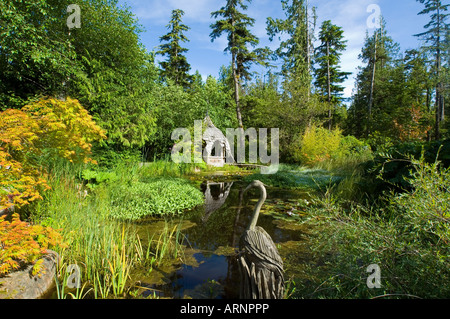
[0,250,59,299]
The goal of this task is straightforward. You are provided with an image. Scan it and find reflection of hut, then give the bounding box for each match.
[202,181,233,222]
[203,116,234,167]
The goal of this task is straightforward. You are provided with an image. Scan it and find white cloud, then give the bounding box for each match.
[123,0,391,99]
[311,0,380,98]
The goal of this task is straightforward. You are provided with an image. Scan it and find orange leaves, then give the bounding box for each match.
[393,104,431,142]
[0,213,64,276]
[0,97,106,209]
[0,109,40,154]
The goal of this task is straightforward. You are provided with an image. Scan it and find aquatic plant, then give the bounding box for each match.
[108,178,204,221]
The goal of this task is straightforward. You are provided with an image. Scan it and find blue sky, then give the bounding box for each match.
[117,0,431,99]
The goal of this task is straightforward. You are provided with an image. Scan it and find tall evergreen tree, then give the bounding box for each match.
[347,19,400,138]
[267,0,316,92]
[157,9,192,88]
[314,20,351,130]
[210,0,268,129]
[414,0,449,139]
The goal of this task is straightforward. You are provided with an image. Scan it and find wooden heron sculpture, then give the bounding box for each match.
[237,180,284,299]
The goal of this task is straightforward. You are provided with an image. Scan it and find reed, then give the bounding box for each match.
[32,161,192,298]
[135,221,185,270]
[32,164,139,299]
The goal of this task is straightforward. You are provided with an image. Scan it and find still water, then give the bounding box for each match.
[136,178,310,299]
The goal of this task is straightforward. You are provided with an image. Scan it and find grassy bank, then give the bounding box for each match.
[30,161,204,298]
[289,155,450,299]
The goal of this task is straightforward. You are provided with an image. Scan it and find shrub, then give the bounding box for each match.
[298,155,450,298]
[391,155,450,245]
[0,97,106,210]
[0,213,63,276]
[292,125,371,167]
[81,169,119,190]
[294,125,342,165]
[336,135,371,159]
[367,139,450,194]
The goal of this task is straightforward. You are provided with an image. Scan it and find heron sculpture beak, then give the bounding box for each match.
[243,184,253,194]
[243,180,267,194]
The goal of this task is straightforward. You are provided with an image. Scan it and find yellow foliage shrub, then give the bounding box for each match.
[0,97,106,210]
[294,125,343,165]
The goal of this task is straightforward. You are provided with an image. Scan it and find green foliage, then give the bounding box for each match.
[242,72,281,127]
[336,135,372,159]
[414,0,448,139]
[0,0,75,108]
[297,155,450,299]
[81,169,118,190]
[365,131,395,153]
[292,125,371,167]
[276,89,329,163]
[157,9,193,88]
[210,0,269,83]
[210,0,270,128]
[314,20,350,100]
[266,0,312,86]
[0,0,158,149]
[108,178,204,221]
[346,21,401,138]
[368,139,450,193]
[90,145,142,168]
[314,20,351,129]
[391,155,449,243]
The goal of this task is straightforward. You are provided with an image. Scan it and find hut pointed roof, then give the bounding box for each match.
[202,115,235,163]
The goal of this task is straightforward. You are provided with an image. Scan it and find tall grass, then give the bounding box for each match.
[138,158,198,178]
[32,166,138,298]
[135,221,185,270]
[294,155,450,299]
[32,163,189,298]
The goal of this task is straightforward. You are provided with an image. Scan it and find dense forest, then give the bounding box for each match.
[1,0,449,160]
[0,0,449,300]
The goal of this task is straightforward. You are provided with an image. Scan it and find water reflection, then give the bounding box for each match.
[201,181,233,222]
[141,179,307,299]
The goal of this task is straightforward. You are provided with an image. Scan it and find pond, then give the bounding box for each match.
[132,175,312,299]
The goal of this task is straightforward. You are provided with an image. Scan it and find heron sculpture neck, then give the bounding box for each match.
[244,181,267,230]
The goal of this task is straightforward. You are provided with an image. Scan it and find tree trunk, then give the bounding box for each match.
[231,19,243,129]
[327,40,332,130]
[435,4,442,140]
[368,31,377,135]
[427,87,432,142]
[233,60,243,129]
[306,0,310,99]
[230,18,245,163]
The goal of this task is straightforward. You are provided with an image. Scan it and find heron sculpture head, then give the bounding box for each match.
[243,180,266,193]
[242,180,267,230]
